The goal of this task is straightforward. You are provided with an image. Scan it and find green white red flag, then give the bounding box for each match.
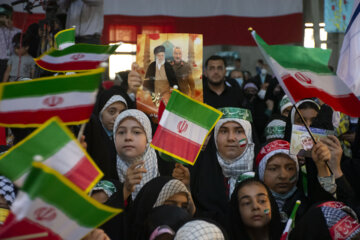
[55,28,75,50]
[251,30,360,117]
[0,68,103,127]
[151,89,222,165]
[0,162,121,239]
[35,44,118,72]
[0,117,103,193]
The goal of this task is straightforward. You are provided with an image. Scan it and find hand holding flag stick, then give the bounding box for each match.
[294,106,333,175]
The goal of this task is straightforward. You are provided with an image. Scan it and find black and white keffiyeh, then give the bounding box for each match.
[214,118,255,197]
[0,176,15,206]
[174,220,225,240]
[113,109,159,199]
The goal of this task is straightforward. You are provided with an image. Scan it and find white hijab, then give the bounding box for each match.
[214,118,255,197]
[113,109,159,199]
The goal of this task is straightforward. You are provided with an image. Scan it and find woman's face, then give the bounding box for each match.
[263,154,297,194]
[238,183,271,229]
[164,192,189,211]
[216,121,247,160]
[101,102,127,131]
[115,117,147,161]
[294,108,318,126]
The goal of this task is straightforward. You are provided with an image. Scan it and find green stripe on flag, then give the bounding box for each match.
[1,68,102,100]
[55,28,75,48]
[166,90,222,130]
[43,44,118,57]
[24,163,120,227]
[0,119,71,181]
[254,33,333,74]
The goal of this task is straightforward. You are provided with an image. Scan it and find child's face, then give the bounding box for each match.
[115,117,147,161]
[238,183,271,229]
[15,46,29,56]
[264,154,297,194]
[101,102,127,132]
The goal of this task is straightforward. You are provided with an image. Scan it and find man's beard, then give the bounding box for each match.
[207,77,224,86]
[156,58,165,69]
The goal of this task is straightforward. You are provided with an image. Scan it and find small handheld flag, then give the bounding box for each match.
[151,89,222,165]
[0,117,103,193]
[281,200,301,240]
[55,28,75,50]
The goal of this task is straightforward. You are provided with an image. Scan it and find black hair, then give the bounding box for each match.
[235,58,241,62]
[228,178,282,240]
[0,4,13,17]
[12,33,31,48]
[298,101,320,113]
[205,55,227,68]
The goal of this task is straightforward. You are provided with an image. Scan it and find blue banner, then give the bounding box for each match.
[324,0,354,32]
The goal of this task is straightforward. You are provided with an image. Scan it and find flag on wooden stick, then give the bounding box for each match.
[151,90,222,165]
[0,68,103,127]
[0,117,103,193]
[251,29,360,117]
[0,162,120,239]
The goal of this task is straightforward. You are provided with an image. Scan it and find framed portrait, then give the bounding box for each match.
[136,33,203,123]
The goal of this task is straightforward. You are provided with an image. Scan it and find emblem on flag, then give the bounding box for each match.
[177,120,189,134]
[43,96,64,107]
[34,207,57,221]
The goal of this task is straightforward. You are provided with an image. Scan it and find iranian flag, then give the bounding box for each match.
[251,30,360,117]
[151,89,222,165]
[0,117,103,193]
[35,44,118,72]
[0,68,102,127]
[55,28,75,50]
[0,163,121,239]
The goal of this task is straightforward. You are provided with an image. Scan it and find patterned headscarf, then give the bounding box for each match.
[214,118,254,198]
[0,176,15,206]
[318,201,360,240]
[174,220,225,240]
[99,95,128,136]
[153,179,195,216]
[264,119,286,141]
[113,109,159,199]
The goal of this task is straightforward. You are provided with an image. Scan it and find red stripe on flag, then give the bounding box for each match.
[0,212,61,239]
[152,125,201,163]
[0,105,94,125]
[283,75,360,117]
[35,60,102,71]
[0,127,5,145]
[64,155,100,191]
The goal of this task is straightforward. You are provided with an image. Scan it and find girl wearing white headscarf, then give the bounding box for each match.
[113,109,159,200]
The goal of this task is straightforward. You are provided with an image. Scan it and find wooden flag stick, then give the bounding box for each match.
[77,123,86,141]
[2,232,48,240]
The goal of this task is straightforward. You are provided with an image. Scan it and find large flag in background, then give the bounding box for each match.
[0,68,103,127]
[0,117,103,193]
[35,44,118,72]
[151,90,222,165]
[11,0,303,46]
[55,28,75,50]
[0,163,121,239]
[251,30,360,117]
[337,0,360,98]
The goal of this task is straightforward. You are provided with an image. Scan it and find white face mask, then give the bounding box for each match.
[261,68,267,75]
[258,89,266,99]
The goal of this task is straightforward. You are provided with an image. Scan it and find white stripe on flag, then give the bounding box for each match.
[59,42,75,50]
[42,140,84,175]
[270,57,352,96]
[40,53,110,64]
[0,91,97,112]
[12,192,92,239]
[159,110,209,145]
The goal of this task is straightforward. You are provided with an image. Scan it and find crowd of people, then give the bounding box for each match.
[1,2,360,240]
